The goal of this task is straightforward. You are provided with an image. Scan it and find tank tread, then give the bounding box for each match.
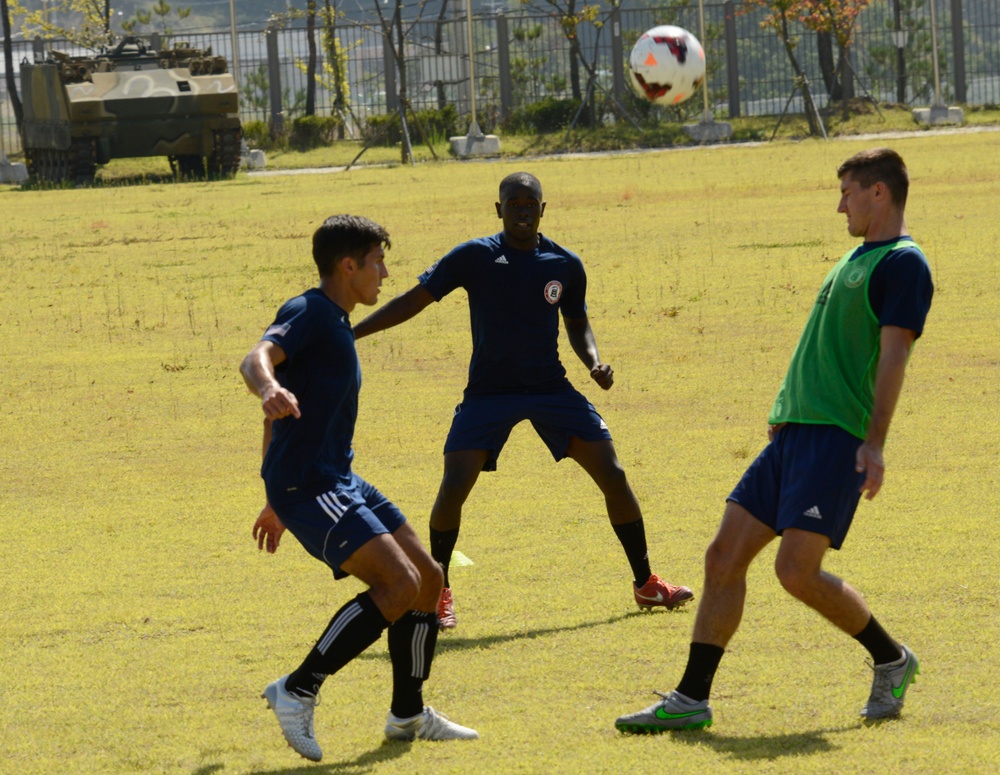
[207,127,242,178]
[70,137,97,185]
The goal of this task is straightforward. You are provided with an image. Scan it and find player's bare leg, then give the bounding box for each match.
[567,437,693,609]
[773,528,870,635]
[263,534,421,762]
[692,502,776,647]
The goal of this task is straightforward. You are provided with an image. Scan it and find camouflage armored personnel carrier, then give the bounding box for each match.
[20,37,242,183]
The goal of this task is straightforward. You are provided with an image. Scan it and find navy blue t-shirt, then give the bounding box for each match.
[419,232,588,396]
[856,239,934,337]
[259,288,360,505]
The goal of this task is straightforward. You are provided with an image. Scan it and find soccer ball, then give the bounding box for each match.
[628,25,706,106]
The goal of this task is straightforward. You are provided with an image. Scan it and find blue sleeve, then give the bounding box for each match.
[559,256,588,319]
[869,248,934,338]
[261,295,315,359]
[418,243,470,301]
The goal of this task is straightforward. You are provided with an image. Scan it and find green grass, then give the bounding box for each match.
[1,134,998,774]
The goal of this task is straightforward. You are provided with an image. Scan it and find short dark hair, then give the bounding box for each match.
[837,148,909,208]
[312,215,391,277]
[499,172,543,203]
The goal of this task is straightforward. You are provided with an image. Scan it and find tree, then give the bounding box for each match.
[798,0,872,118]
[121,1,193,40]
[369,0,433,163]
[1,0,22,132]
[742,0,825,136]
[12,0,114,49]
[519,0,599,105]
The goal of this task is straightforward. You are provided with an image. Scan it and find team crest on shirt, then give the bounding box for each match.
[843,265,868,288]
[544,281,563,304]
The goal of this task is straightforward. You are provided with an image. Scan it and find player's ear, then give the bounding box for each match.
[539,201,546,218]
[495,201,503,219]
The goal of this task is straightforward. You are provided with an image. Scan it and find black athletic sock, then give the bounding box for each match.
[285,592,390,699]
[611,519,652,586]
[429,526,460,589]
[852,615,903,665]
[388,610,440,719]
[675,642,725,703]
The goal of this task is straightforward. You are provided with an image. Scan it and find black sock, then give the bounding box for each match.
[429,527,459,589]
[285,592,389,698]
[611,519,652,586]
[388,610,440,719]
[675,642,725,703]
[852,615,903,665]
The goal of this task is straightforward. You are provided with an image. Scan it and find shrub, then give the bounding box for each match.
[502,97,580,134]
[362,105,464,147]
[288,115,343,150]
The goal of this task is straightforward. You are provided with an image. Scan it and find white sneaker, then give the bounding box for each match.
[261,675,323,761]
[385,706,479,741]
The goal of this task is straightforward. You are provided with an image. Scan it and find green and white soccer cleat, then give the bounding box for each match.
[861,644,920,719]
[615,690,713,733]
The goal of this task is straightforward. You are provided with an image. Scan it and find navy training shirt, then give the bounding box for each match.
[854,239,934,337]
[259,288,360,505]
[419,232,588,396]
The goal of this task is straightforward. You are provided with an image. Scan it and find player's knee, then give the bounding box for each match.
[704,537,739,581]
[594,458,629,494]
[374,562,423,620]
[774,556,814,601]
[419,557,444,596]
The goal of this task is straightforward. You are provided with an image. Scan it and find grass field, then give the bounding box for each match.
[1,133,998,774]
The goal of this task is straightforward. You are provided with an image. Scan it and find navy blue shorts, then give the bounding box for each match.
[727,423,866,550]
[271,473,406,579]
[444,389,612,472]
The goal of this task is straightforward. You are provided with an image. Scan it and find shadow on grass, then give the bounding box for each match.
[352,608,687,661]
[197,739,411,773]
[664,724,859,761]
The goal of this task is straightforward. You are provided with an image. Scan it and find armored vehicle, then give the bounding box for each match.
[20,37,242,183]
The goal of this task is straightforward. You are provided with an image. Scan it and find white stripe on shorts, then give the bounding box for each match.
[316,490,350,523]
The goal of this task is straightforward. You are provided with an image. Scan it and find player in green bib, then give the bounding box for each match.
[616,148,933,732]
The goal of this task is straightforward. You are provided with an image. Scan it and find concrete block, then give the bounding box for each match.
[449,133,502,158]
[242,149,267,170]
[682,119,733,143]
[912,105,964,126]
[0,161,28,184]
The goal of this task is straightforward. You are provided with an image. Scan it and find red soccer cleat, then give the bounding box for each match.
[634,574,695,611]
[437,587,457,630]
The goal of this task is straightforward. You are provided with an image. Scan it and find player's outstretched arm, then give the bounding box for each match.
[856,325,916,500]
[353,284,435,339]
[564,315,614,390]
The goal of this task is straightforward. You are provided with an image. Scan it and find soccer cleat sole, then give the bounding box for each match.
[615,718,713,733]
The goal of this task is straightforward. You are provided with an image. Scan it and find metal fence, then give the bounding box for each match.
[3,0,999,155]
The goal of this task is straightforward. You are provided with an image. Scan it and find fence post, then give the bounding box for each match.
[383,33,399,113]
[496,13,513,120]
[610,5,625,103]
[950,0,966,103]
[723,1,740,118]
[266,28,284,136]
[33,36,45,62]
